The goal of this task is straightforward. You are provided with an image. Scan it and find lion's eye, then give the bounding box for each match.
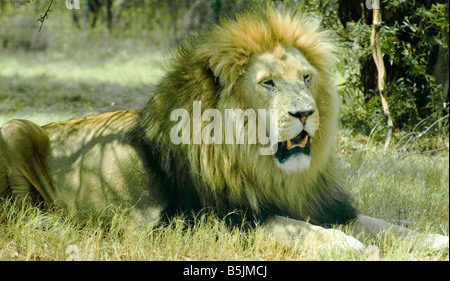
[304,74,312,87]
[261,78,275,89]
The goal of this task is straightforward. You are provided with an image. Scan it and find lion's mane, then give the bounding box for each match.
[131,7,357,226]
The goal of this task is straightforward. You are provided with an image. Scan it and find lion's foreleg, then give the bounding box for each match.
[265,215,366,253]
[352,214,449,251]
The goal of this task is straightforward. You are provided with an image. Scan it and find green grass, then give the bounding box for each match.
[0,14,448,261]
[0,48,165,126]
[341,145,449,260]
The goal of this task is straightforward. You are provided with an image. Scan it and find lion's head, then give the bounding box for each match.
[144,7,343,220]
[242,44,320,174]
[193,8,338,175]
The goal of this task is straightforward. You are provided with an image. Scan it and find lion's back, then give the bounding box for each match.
[43,110,162,225]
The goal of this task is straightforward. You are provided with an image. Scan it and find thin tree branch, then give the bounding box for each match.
[416,114,449,138]
[371,0,393,150]
[399,146,449,160]
[37,0,54,32]
[394,113,436,150]
[397,114,449,152]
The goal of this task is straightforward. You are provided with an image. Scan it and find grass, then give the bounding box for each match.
[0,202,304,261]
[0,160,448,262]
[0,44,165,126]
[0,10,448,261]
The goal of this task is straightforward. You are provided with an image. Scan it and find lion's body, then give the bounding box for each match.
[0,7,448,252]
[43,111,163,225]
[1,111,162,226]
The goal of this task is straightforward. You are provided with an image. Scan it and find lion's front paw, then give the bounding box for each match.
[429,234,449,252]
[413,234,449,252]
[326,229,367,253]
[304,228,366,253]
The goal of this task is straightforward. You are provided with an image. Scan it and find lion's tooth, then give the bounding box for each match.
[286,139,293,149]
[299,135,308,148]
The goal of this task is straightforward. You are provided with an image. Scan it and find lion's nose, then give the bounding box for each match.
[289,109,315,124]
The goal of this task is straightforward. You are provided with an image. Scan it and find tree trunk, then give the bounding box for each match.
[106,0,113,31]
[370,0,393,149]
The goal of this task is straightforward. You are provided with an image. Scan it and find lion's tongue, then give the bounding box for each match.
[286,132,308,150]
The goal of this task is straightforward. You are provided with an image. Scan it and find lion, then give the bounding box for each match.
[0,7,448,254]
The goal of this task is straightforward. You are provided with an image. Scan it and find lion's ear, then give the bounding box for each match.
[195,40,249,89]
[207,53,249,88]
[194,51,224,86]
[205,65,220,87]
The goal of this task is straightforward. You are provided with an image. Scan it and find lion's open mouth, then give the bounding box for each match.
[275,130,311,163]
